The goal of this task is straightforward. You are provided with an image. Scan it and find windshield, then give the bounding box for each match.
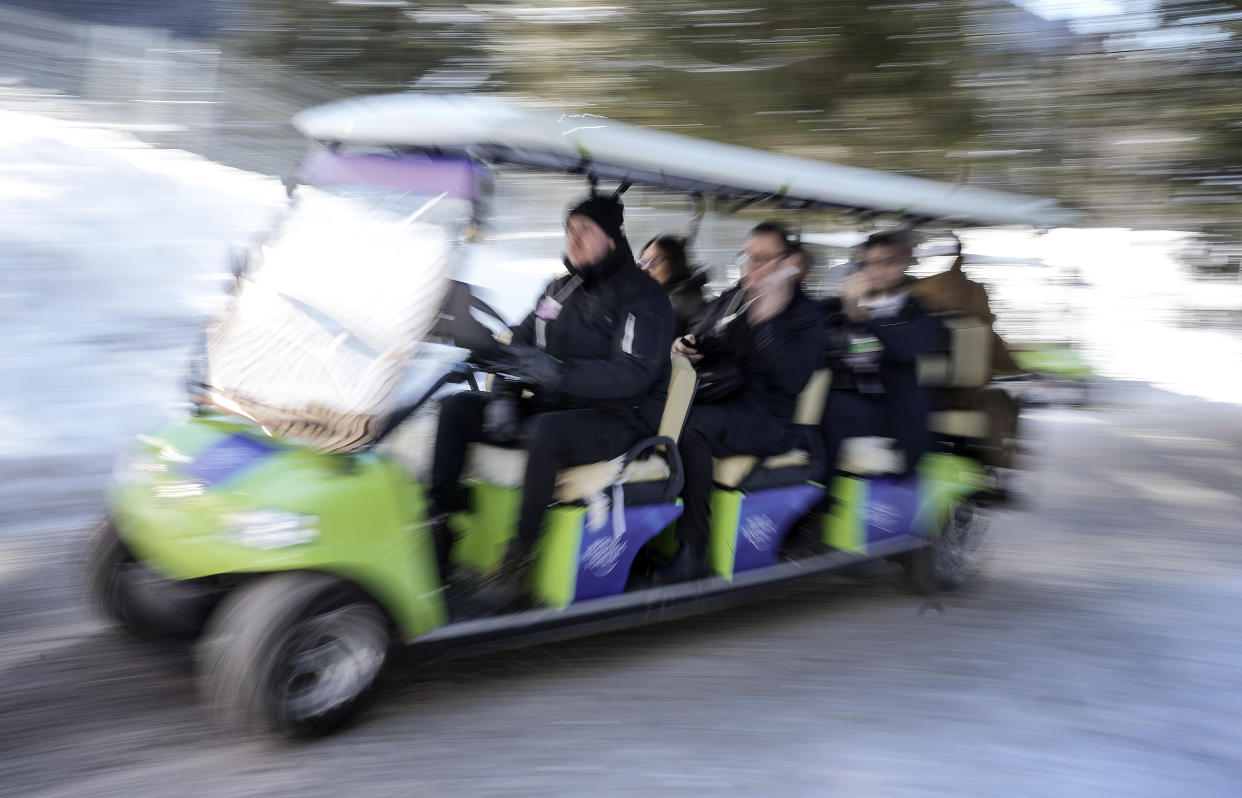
[203,186,455,450]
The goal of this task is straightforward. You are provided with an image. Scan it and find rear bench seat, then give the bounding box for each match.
[918,314,993,445]
[711,368,832,492]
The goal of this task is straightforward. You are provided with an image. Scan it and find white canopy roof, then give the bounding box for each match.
[293,93,1080,228]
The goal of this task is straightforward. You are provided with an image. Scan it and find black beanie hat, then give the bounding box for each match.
[568,195,626,245]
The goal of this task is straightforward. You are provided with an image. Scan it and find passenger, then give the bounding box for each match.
[908,240,1020,375]
[908,243,1021,470]
[819,229,947,478]
[664,222,825,581]
[428,194,675,603]
[639,235,708,335]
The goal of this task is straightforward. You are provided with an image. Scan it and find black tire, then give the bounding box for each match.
[895,500,989,595]
[198,572,392,738]
[83,518,217,639]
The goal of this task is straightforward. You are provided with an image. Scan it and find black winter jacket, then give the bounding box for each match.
[690,284,826,454]
[820,288,948,464]
[820,287,947,394]
[511,249,675,433]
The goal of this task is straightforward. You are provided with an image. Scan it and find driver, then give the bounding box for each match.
[427,194,675,606]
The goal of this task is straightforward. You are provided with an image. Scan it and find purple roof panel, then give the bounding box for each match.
[300,150,485,201]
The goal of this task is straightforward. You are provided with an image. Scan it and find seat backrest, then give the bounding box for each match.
[657,354,698,442]
[918,314,991,389]
[793,369,832,426]
[943,315,992,388]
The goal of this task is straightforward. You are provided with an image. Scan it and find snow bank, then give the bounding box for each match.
[0,110,286,458]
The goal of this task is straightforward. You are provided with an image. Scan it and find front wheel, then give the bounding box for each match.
[197,572,392,738]
[83,518,218,639]
[895,499,989,594]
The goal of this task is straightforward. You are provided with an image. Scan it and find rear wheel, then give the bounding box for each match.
[198,572,392,738]
[83,518,217,639]
[896,499,989,594]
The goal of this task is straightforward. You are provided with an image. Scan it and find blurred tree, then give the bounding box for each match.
[1151,1,1242,231]
[218,0,1242,234]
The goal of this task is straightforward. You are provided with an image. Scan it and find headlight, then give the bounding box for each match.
[112,445,167,489]
[225,510,319,550]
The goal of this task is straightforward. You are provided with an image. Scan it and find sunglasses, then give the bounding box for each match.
[637,255,666,270]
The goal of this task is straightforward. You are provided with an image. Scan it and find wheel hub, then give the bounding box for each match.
[281,604,387,722]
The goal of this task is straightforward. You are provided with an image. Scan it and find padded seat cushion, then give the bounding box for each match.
[379,402,670,502]
[466,444,671,503]
[713,455,761,489]
[710,368,830,490]
[838,436,905,476]
[378,401,439,479]
[713,448,811,489]
[929,409,989,439]
[763,449,810,470]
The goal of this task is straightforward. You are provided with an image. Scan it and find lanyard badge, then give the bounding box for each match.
[535,296,564,321]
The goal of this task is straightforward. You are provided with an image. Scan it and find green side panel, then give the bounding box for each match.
[449,482,588,608]
[1012,345,1092,379]
[109,415,447,638]
[914,453,989,537]
[452,481,520,573]
[707,490,744,581]
[823,476,867,553]
[529,506,585,609]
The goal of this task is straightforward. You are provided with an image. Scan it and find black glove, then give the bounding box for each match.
[506,344,563,390]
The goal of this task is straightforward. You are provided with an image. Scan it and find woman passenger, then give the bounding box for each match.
[639,235,708,335]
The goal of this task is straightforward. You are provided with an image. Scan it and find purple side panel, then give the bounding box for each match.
[733,483,825,572]
[573,503,683,602]
[182,434,278,486]
[300,150,484,201]
[864,476,920,546]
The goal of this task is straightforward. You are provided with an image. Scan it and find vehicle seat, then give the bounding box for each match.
[837,436,905,476]
[465,354,698,503]
[377,401,441,480]
[712,368,832,492]
[919,314,992,442]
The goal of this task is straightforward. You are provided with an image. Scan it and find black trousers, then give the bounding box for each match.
[677,402,794,556]
[428,391,638,546]
[819,389,928,477]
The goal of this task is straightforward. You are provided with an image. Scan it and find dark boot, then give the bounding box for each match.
[474,538,535,612]
[429,513,457,583]
[652,546,712,586]
[783,498,836,559]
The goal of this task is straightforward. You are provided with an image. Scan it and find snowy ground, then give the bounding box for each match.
[0,109,286,461]
[2,111,1242,796]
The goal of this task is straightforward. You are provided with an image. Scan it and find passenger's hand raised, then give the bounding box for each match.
[747,259,798,325]
[841,270,873,320]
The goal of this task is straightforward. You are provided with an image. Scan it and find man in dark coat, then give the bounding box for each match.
[428,194,675,601]
[819,229,948,478]
[666,222,826,581]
